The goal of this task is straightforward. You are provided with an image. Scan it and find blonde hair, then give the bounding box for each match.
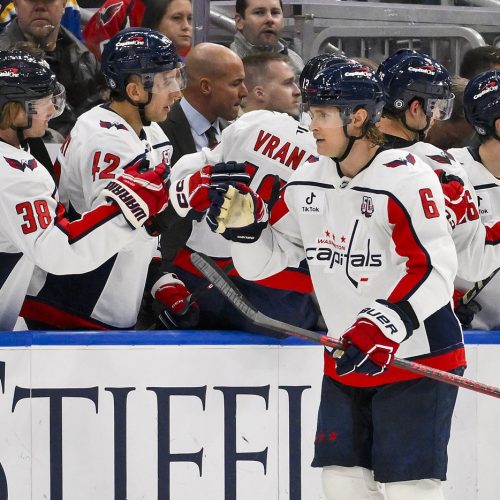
[0,102,24,130]
[365,123,386,146]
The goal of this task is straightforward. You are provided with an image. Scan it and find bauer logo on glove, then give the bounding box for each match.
[102,160,169,229]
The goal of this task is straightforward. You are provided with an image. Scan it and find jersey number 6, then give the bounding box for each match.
[419,188,440,219]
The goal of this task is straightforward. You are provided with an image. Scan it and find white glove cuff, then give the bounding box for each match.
[357,300,409,344]
[151,273,185,298]
[102,180,149,229]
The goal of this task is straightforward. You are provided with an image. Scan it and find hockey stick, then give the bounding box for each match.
[191,252,500,399]
[461,267,500,306]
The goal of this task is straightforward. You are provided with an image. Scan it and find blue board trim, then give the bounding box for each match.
[0,330,499,347]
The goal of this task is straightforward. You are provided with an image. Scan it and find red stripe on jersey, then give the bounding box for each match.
[21,299,108,330]
[53,159,61,185]
[172,247,313,293]
[323,346,466,387]
[270,195,290,225]
[387,197,431,302]
[485,221,500,245]
[55,202,121,243]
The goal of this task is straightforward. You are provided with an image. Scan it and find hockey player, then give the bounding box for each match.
[0,50,169,330]
[21,28,196,330]
[449,70,500,329]
[168,64,320,330]
[375,50,500,316]
[219,62,465,499]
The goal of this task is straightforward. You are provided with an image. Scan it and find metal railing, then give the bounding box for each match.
[202,0,499,74]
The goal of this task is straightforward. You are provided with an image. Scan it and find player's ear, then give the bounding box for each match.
[125,79,144,103]
[352,107,369,130]
[407,98,422,117]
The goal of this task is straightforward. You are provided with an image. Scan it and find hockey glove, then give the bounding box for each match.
[151,273,200,329]
[435,169,467,230]
[102,161,169,229]
[335,300,413,376]
[206,183,268,243]
[453,289,481,329]
[170,162,250,220]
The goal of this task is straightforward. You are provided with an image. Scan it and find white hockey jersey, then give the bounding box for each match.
[170,110,318,293]
[0,140,139,331]
[385,135,500,282]
[232,148,465,387]
[22,104,173,329]
[449,146,500,330]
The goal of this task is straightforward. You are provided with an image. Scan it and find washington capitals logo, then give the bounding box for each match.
[408,65,436,76]
[4,157,37,171]
[99,1,124,25]
[474,80,498,100]
[427,152,453,165]
[384,153,416,168]
[100,120,128,131]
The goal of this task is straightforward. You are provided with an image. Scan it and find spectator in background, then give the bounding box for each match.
[0,0,102,137]
[231,0,303,78]
[460,45,500,80]
[83,0,192,61]
[241,52,301,118]
[142,0,191,58]
[0,0,81,39]
[427,76,475,150]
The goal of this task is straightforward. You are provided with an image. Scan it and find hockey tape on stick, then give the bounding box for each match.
[461,267,500,306]
[191,252,500,399]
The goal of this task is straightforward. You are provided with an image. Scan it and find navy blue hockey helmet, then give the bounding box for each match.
[463,70,500,138]
[0,50,64,116]
[299,54,353,99]
[376,49,454,120]
[305,62,385,125]
[101,27,180,93]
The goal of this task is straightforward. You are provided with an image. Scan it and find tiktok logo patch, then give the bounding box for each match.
[306,192,316,205]
[301,189,324,214]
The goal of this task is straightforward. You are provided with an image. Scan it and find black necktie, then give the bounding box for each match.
[205,126,219,148]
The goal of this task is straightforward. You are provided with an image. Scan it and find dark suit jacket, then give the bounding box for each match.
[159,100,229,165]
[159,100,197,166]
[157,100,229,271]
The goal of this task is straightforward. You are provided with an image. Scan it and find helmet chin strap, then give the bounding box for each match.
[401,111,431,142]
[12,115,33,150]
[126,92,153,127]
[333,122,368,163]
